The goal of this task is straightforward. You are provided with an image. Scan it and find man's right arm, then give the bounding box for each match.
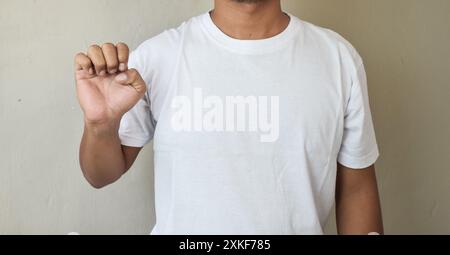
[75,43,148,189]
[80,121,142,189]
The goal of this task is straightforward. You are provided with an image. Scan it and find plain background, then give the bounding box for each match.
[0,0,449,234]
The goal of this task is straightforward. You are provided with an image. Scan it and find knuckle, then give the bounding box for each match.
[117,43,130,60]
[75,53,91,67]
[88,44,101,52]
[128,68,138,74]
[101,42,114,49]
[116,42,129,50]
[128,68,139,79]
[75,52,85,58]
[74,52,85,62]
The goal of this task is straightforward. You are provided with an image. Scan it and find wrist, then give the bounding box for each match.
[84,117,121,137]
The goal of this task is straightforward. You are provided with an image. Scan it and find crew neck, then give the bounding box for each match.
[199,12,300,55]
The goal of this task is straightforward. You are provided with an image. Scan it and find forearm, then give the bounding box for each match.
[80,120,126,188]
[335,165,384,235]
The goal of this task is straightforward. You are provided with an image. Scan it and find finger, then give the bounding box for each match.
[102,43,119,74]
[74,52,94,74]
[116,42,129,72]
[114,68,147,94]
[87,45,107,76]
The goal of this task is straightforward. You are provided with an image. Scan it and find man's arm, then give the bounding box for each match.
[335,163,384,235]
[75,43,148,189]
[80,121,142,189]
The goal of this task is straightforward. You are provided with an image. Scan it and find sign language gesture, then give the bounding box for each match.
[75,43,146,125]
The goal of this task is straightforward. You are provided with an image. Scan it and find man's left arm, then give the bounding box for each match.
[335,163,383,235]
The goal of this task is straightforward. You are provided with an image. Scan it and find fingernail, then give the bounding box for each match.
[99,70,106,76]
[109,69,117,74]
[88,68,94,75]
[115,73,127,82]
[119,63,127,71]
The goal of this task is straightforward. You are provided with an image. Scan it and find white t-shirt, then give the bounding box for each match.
[119,12,379,235]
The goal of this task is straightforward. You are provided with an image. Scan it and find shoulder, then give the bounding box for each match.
[295,17,364,67]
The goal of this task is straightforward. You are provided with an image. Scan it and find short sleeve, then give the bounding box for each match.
[118,50,156,147]
[337,62,380,169]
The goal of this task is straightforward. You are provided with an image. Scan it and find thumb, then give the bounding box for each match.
[114,68,147,94]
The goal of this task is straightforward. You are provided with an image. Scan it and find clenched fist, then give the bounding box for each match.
[75,43,147,125]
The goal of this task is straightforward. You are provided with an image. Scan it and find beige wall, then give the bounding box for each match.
[0,0,449,234]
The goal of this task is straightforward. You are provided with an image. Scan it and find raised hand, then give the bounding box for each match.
[74,43,147,125]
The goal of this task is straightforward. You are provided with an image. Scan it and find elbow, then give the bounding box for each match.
[78,154,126,189]
[83,172,110,189]
[87,179,109,190]
[80,167,117,190]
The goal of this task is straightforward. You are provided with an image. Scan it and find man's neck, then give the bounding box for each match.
[211,0,290,40]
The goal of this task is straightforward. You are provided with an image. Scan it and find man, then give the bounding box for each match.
[74,0,383,235]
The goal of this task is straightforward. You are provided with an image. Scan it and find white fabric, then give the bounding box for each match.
[119,13,379,235]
